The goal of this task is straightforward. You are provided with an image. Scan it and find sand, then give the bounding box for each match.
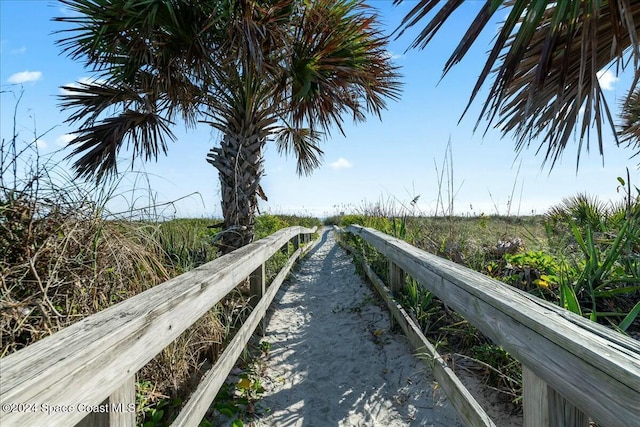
[251,228,463,426]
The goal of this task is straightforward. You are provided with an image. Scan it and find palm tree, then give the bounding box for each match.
[394,0,640,167]
[56,0,401,252]
[619,87,640,150]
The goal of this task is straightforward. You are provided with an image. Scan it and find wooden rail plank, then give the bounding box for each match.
[171,232,322,427]
[345,225,640,427]
[338,237,495,427]
[0,226,316,427]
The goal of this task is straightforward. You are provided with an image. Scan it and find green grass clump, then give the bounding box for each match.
[154,218,220,273]
[256,214,321,239]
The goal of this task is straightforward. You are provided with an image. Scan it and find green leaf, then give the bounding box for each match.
[619,301,640,332]
[592,312,631,318]
[218,407,235,417]
[231,419,244,427]
[152,409,164,422]
[237,377,251,390]
[595,220,630,280]
[569,218,588,254]
[560,282,582,316]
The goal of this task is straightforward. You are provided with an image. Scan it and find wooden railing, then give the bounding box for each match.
[0,226,318,427]
[340,225,640,427]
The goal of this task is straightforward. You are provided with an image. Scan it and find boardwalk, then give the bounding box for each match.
[3,224,635,426]
[253,229,462,426]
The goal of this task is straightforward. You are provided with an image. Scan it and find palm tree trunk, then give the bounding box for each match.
[207,132,265,254]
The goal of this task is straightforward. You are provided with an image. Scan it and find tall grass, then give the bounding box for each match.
[1,94,170,356]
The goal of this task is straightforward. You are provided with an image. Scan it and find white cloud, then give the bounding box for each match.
[8,70,42,84]
[56,134,77,147]
[11,46,26,54]
[35,139,47,149]
[385,50,404,61]
[329,157,352,170]
[597,70,618,91]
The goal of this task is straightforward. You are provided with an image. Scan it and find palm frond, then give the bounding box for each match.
[221,0,293,74]
[618,86,640,153]
[494,1,640,166]
[56,0,401,184]
[274,126,324,176]
[67,110,175,181]
[59,80,144,125]
[56,0,222,85]
[394,0,640,167]
[55,0,224,181]
[203,64,279,139]
[287,0,402,134]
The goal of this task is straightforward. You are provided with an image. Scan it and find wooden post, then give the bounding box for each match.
[389,261,405,296]
[77,375,136,427]
[523,366,589,427]
[388,261,405,330]
[293,234,300,252]
[250,263,266,336]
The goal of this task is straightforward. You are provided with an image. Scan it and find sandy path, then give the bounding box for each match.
[254,228,463,426]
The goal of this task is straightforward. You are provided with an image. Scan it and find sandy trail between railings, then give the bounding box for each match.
[252,228,463,426]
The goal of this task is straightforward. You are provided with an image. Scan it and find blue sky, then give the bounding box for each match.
[1,0,638,219]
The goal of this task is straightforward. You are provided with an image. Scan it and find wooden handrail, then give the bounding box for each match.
[344,224,640,427]
[0,226,318,427]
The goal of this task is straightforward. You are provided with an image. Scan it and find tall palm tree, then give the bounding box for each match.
[56,0,401,252]
[394,0,640,167]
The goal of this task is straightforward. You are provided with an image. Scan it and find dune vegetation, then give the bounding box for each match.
[331,185,639,412]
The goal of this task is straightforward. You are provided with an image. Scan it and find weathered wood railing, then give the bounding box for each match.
[0,226,318,427]
[340,225,640,427]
